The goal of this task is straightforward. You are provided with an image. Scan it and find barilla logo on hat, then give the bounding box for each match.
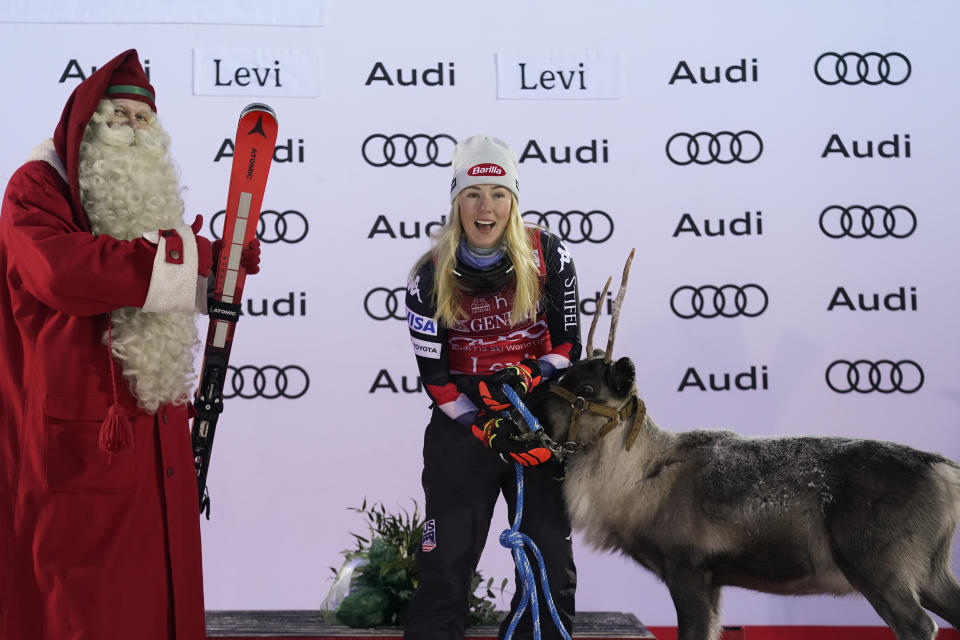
[468,163,506,176]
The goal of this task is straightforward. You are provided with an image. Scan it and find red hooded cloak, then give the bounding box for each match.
[0,49,205,639]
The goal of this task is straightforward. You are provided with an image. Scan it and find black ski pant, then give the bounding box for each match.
[403,409,576,640]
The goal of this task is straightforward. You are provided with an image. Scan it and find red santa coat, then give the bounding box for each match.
[0,50,205,639]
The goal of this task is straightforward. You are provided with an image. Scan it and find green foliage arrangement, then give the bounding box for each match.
[329,499,508,628]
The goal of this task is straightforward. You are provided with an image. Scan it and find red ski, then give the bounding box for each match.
[192,103,278,517]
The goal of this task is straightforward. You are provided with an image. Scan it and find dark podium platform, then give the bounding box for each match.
[205,610,655,639]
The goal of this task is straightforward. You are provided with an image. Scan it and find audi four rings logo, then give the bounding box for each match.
[666,131,763,165]
[825,359,923,394]
[522,210,614,244]
[819,205,916,239]
[362,133,457,167]
[225,365,310,399]
[211,209,309,244]
[670,284,768,319]
[365,286,406,320]
[814,52,911,86]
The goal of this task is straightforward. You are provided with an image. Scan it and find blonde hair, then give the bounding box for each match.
[412,196,540,328]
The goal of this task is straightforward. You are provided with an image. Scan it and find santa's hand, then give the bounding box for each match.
[240,238,261,274]
[191,214,213,278]
[211,238,261,275]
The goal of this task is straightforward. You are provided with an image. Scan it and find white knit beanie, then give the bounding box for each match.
[449,134,520,203]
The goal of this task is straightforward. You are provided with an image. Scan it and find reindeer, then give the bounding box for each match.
[526,250,960,640]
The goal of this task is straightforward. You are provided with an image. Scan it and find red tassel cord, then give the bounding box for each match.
[99,313,134,455]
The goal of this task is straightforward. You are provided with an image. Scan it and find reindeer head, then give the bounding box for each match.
[537,250,646,451]
[563,354,638,400]
[542,354,641,444]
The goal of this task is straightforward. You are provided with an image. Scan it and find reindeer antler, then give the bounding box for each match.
[604,248,635,363]
[585,276,612,358]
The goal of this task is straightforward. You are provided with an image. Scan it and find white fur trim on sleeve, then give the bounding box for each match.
[27,139,67,184]
[141,225,198,313]
[196,276,210,314]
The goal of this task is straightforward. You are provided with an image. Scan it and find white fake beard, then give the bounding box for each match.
[79,101,199,412]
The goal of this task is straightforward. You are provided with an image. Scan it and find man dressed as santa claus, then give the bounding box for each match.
[0,49,258,639]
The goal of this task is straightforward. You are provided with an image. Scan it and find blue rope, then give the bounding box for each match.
[498,385,571,640]
[503,384,543,435]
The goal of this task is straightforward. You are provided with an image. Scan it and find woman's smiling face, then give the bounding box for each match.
[457,184,512,248]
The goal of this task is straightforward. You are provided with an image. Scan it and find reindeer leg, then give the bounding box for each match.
[861,588,937,640]
[920,570,960,631]
[914,533,960,630]
[663,564,722,640]
[839,564,937,640]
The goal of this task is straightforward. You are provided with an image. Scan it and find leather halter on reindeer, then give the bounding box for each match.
[547,249,646,451]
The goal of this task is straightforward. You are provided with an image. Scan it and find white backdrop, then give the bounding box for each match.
[2,0,959,629]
